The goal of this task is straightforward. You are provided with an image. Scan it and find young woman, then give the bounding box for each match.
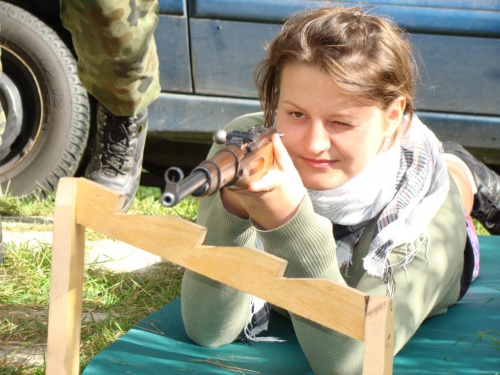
[181,6,499,374]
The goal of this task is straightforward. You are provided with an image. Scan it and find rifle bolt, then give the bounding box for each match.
[213,129,227,144]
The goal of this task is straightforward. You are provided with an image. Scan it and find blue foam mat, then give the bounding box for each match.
[83,236,500,374]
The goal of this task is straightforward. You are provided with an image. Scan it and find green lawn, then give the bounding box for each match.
[0,187,197,374]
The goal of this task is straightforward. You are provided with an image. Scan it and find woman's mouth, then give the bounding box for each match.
[303,158,336,169]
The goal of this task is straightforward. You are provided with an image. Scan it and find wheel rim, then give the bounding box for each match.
[0,45,44,175]
[0,73,23,160]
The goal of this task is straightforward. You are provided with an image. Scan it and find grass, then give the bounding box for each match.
[0,193,54,219]
[456,329,500,352]
[0,186,198,374]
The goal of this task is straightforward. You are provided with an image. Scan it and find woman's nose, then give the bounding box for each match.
[303,121,331,154]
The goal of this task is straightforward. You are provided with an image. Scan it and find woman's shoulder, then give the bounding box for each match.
[430,174,464,230]
[393,175,465,256]
[204,112,265,160]
[224,112,265,132]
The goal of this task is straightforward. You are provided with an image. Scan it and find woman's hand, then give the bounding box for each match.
[221,133,306,230]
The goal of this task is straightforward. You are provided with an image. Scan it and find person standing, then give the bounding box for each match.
[59,0,161,211]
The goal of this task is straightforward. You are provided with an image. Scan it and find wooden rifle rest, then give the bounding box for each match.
[45,177,394,374]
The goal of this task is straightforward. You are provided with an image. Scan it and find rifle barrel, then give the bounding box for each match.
[161,169,209,207]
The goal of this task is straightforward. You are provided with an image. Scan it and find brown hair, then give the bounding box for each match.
[254,6,418,135]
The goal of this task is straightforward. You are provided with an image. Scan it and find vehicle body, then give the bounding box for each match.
[1,0,499,196]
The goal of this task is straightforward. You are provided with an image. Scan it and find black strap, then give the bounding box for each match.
[458,232,475,300]
[332,219,373,241]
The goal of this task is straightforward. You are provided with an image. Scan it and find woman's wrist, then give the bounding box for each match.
[247,195,304,230]
[220,188,249,219]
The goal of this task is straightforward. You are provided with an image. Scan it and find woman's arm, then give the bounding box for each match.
[181,193,255,347]
[181,113,269,347]
[182,111,346,349]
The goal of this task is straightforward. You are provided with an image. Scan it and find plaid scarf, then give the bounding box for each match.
[308,116,450,286]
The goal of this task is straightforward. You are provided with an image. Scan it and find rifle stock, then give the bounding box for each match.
[162,125,276,207]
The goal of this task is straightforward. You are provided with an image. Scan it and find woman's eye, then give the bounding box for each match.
[331,120,351,127]
[290,112,306,120]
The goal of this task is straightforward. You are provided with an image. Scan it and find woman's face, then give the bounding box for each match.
[275,63,401,190]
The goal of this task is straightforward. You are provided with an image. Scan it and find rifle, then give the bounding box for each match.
[162,124,277,207]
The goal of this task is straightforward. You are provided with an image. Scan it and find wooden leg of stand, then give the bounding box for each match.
[362,296,395,375]
[46,179,86,375]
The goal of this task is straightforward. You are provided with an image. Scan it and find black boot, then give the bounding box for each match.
[85,103,148,212]
[443,141,500,234]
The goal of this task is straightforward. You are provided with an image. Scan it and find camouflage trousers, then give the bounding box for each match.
[59,0,161,116]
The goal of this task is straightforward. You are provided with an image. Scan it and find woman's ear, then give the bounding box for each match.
[384,96,406,138]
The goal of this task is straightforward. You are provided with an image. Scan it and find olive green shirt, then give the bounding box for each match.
[181,113,466,375]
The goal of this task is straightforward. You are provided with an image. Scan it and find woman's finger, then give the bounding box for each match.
[247,169,283,192]
[272,133,295,171]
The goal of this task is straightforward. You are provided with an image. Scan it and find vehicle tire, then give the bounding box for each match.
[0,1,90,196]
